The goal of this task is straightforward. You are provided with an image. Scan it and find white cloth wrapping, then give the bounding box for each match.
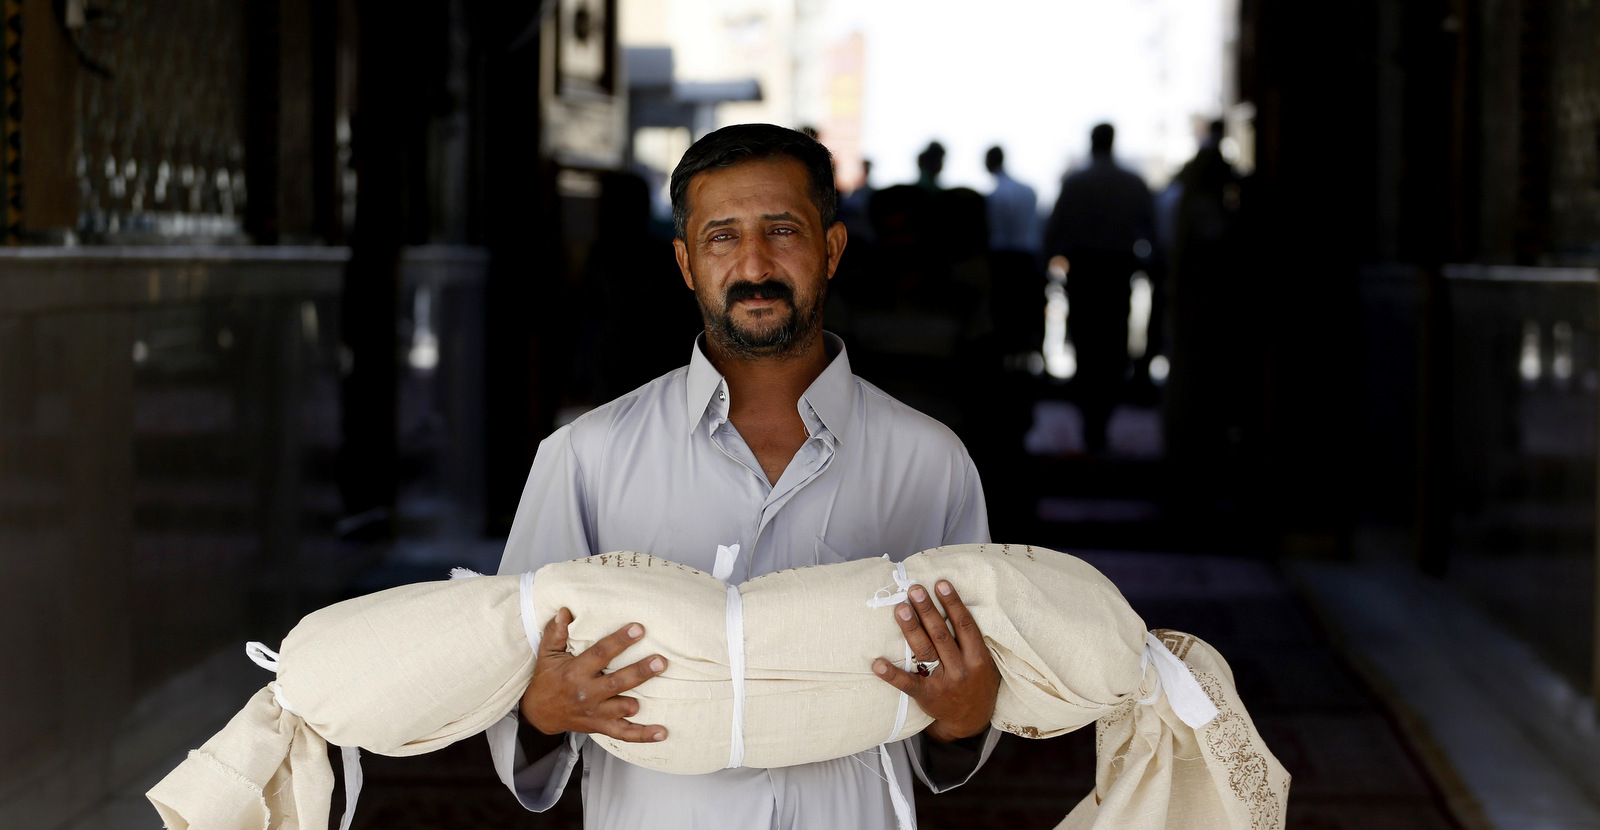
[147,544,1289,830]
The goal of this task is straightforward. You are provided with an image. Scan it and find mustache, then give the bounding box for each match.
[723,280,795,305]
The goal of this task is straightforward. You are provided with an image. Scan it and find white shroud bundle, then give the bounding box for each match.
[147,544,1289,830]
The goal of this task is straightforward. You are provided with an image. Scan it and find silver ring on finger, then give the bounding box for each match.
[914,659,941,677]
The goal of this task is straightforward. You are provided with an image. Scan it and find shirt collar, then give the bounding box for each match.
[684,332,856,446]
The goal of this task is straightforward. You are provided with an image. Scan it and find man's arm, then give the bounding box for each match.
[492,423,666,810]
[902,447,1001,789]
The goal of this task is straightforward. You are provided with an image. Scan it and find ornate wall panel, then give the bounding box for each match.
[74,0,248,240]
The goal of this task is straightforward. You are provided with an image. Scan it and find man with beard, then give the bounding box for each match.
[491,124,999,828]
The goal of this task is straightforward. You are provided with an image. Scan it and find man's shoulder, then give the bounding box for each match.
[851,375,972,456]
[558,367,690,448]
[1002,174,1036,196]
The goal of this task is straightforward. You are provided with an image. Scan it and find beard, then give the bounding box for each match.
[699,277,824,359]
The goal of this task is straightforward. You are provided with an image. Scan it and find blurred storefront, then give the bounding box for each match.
[1240,0,1600,757]
[0,0,625,825]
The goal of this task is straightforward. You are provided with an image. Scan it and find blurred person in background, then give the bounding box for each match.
[915,140,947,193]
[983,145,1039,256]
[1044,122,1155,454]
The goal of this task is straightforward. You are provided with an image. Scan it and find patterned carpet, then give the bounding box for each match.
[342,552,1472,830]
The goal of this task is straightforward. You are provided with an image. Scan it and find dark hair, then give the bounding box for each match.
[670,124,839,240]
[985,145,1005,172]
[1090,123,1116,156]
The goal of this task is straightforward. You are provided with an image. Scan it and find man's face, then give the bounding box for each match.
[673,157,846,359]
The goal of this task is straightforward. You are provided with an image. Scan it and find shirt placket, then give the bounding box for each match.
[704,405,836,581]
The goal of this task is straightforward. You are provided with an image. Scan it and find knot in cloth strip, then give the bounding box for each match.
[245,641,280,672]
[246,640,364,830]
[245,643,303,716]
[865,555,914,608]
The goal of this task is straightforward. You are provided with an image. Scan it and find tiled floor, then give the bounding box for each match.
[1293,558,1600,830]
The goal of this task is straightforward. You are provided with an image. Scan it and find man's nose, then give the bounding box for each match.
[735,236,776,280]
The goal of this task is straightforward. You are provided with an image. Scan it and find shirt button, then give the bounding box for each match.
[718,392,726,401]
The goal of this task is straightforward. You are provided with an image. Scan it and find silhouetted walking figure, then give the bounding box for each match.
[915,141,946,193]
[984,145,1039,255]
[1163,119,1248,471]
[1044,123,1155,453]
[839,158,876,246]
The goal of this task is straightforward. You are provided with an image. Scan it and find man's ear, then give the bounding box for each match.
[824,222,848,280]
[673,238,695,290]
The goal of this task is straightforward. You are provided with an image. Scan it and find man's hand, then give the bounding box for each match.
[518,607,670,743]
[872,580,1000,743]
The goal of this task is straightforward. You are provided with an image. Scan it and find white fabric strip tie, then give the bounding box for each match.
[245,641,365,830]
[878,743,915,830]
[723,584,747,769]
[1139,631,1221,728]
[712,545,748,770]
[876,636,918,830]
[456,566,543,711]
[244,640,281,672]
[518,571,540,655]
[244,642,300,717]
[712,544,741,583]
[486,569,559,803]
[864,556,918,830]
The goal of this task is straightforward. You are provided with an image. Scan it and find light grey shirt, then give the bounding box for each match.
[491,333,995,829]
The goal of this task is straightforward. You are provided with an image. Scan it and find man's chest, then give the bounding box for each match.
[581,436,946,580]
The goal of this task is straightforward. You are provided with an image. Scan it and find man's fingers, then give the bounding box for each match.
[588,692,643,720]
[593,717,669,744]
[539,607,573,656]
[873,657,920,695]
[907,584,957,661]
[934,580,985,655]
[575,621,648,671]
[597,655,669,697]
[893,597,938,663]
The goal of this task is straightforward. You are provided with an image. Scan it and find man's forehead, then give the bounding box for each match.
[686,157,813,218]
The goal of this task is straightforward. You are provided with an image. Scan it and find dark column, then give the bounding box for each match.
[1238,0,1382,553]
[338,0,448,529]
[470,4,561,533]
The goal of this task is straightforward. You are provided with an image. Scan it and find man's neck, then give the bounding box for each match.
[704,332,831,485]
[705,333,831,421]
